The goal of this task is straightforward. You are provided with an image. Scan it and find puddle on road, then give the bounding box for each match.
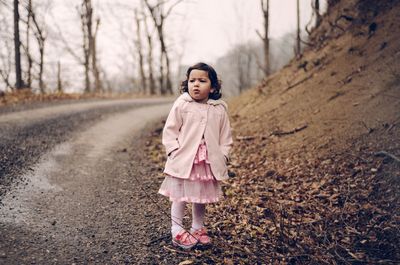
[0,143,68,225]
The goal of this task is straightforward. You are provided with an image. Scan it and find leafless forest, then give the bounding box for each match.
[0,0,327,97]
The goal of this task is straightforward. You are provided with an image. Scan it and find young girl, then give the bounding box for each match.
[158,62,233,249]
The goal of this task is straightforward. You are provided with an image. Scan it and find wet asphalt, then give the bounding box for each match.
[0,98,173,264]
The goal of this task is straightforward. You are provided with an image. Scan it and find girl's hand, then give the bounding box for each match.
[168,149,178,159]
[224,155,229,164]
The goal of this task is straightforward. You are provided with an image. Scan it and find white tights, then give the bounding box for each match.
[170,201,206,237]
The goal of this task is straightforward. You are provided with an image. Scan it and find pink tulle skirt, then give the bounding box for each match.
[158,140,222,203]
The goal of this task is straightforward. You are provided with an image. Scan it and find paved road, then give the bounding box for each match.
[0,98,173,264]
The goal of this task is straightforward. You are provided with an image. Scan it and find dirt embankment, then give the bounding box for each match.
[144,1,400,264]
[225,0,400,263]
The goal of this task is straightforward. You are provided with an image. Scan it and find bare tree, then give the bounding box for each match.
[91,17,102,93]
[26,0,48,93]
[295,0,301,56]
[78,1,91,93]
[256,0,270,76]
[0,4,13,91]
[13,0,24,89]
[143,0,183,95]
[78,0,102,93]
[25,0,32,88]
[143,13,156,95]
[146,40,156,95]
[56,60,62,92]
[16,1,34,89]
[134,8,147,94]
[138,0,157,95]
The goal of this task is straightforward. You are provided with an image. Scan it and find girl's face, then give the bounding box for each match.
[188,69,214,103]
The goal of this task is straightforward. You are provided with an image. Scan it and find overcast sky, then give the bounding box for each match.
[173,0,327,65]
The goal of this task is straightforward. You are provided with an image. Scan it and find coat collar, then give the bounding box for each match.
[180,92,228,109]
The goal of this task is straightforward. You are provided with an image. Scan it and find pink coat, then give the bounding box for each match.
[162,92,233,180]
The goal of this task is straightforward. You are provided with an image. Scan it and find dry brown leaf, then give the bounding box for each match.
[178,260,193,265]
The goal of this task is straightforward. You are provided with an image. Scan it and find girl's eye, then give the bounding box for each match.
[189,80,194,83]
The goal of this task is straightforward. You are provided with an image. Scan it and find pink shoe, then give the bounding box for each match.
[172,230,198,249]
[192,227,211,245]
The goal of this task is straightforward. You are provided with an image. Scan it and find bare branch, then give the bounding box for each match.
[164,0,184,18]
[52,18,83,64]
[255,29,264,41]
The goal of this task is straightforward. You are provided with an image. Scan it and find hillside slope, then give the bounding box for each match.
[230,0,399,158]
[219,0,400,263]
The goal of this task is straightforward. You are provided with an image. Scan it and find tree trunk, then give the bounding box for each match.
[257,0,270,76]
[246,49,252,88]
[29,0,46,93]
[26,0,32,89]
[262,0,269,75]
[134,9,147,94]
[82,16,90,93]
[57,61,62,93]
[38,44,45,93]
[13,0,24,89]
[144,18,156,95]
[158,54,165,94]
[79,0,101,94]
[158,24,173,94]
[164,47,173,94]
[86,0,94,93]
[147,40,155,94]
[296,0,301,56]
[92,18,102,93]
[81,0,91,93]
[155,22,165,94]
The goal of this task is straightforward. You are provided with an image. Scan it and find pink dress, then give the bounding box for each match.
[158,139,222,203]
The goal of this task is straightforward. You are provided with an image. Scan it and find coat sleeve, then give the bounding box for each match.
[219,107,233,160]
[162,100,183,156]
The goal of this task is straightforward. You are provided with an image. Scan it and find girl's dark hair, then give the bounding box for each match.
[180,62,222,100]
